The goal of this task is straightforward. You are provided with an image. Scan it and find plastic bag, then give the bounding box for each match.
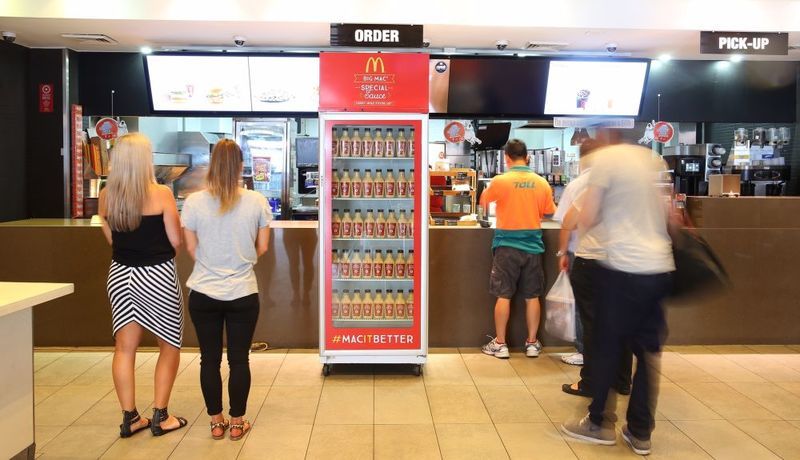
[545,271,576,342]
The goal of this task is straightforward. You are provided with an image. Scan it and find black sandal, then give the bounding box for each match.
[119,408,151,438]
[150,407,188,436]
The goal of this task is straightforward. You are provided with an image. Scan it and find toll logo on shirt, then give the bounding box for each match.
[514,181,536,189]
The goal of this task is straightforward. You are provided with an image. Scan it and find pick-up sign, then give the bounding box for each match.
[701,31,788,55]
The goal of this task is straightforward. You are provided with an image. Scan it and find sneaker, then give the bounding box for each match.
[525,340,543,358]
[481,337,509,359]
[561,352,584,366]
[621,425,651,455]
[561,414,617,446]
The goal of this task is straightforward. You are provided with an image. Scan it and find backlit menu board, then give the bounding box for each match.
[146,55,252,112]
[544,60,649,117]
[249,57,319,112]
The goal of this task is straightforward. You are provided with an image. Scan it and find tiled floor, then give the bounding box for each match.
[32,345,800,459]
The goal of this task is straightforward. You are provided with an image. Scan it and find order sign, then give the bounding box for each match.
[319,52,429,113]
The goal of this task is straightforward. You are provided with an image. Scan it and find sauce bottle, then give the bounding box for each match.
[385,169,396,198]
[364,209,376,239]
[394,290,406,319]
[384,289,395,319]
[374,169,385,198]
[341,209,353,239]
[397,129,408,158]
[339,129,351,158]
[362,289,373,319]
[332,130,340,158]
[351,289,362,319]
[397,210,408,239]
[331,209,342,238]
[386,210,398,238]
[352,209,364,239]
[352,129,363,158]
[373,249,384,279]
[406,290,414,319]
[362,249,373,279]
[351,249,362,279]
[408,169,415,197]
[406,249,414,279]
[363,130,374,158]
[374,129,385,158]
[376,209,387,239]
[397,169,408,197]
[395,250,406,279]
[340,250,351,279]
[331,289,340,319]
[340,289,351,319]
[351,169,362,198]
[340,169,351,198]
[385,129,395,158]
[384,250,395,279]
[331,249,340,278]
[409,210,415,238]
[362,169,374,198]
[373,290,384,319]
[331,170,340,198]
[409,129,415,157]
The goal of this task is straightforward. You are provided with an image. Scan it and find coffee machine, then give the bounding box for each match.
[663,145,708,196]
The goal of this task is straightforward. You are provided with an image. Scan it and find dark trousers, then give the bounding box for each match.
[587,265,671,440]
[189,291,259,417]
[571,257,633,392]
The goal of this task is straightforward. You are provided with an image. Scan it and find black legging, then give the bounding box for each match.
[188,290,259,417]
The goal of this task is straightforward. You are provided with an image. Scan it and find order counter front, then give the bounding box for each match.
[2,199,799,347]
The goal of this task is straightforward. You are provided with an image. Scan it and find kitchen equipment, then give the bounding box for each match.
[778,127,792,145]
[663,154,705,196]
[734,128,749,145]
[751,127,766,147]
[765,127,779,146]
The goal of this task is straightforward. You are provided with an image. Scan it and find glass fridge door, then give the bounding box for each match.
[235,119,290,219]
[320,115,427,360]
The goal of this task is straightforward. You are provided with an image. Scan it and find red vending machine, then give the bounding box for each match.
[318,52,429,375]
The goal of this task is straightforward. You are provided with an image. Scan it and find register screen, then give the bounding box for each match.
[544,60,648,116]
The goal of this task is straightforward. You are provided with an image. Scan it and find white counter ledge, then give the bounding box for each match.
[0,282,74,318]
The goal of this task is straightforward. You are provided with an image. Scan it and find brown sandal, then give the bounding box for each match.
[210,419,230,440]
[229,420,251,441]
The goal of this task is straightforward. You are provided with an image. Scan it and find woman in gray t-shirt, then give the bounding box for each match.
[182,139,272,441]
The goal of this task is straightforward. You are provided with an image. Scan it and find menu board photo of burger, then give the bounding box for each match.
[146,55,253,112]
[249,57,320,112]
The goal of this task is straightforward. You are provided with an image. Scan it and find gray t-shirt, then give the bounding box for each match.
[182,189,272,300]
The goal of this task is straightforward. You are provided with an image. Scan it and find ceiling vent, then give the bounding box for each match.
[524,41,569,51]
[60,33,118,44]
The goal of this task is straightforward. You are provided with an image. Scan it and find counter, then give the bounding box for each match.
[2,200,799,347]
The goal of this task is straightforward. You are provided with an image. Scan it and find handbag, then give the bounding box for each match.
[668,225,729,301]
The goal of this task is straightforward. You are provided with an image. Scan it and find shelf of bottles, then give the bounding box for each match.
[329,124,417,329]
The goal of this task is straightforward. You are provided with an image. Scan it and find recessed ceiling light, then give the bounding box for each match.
[716,60,731,69]
[140,46,153,54]
[729,54,743,62]
[657,53,672,63]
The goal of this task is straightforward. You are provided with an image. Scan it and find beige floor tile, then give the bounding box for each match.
[35,385,114,426]
[435,423,508,460]
[34,352,67,372]
[167,421,244,460]
[34,352,109,386]
[429,347,460,354]
[101,429,184,459]
[656,383,722,421]
[673,420,780,459]
[529,385,588,423]
[221,384,270,422]
[732,419,800,460]
[35,386,62,406]
[680,354,766,383]
[160,385,206,426]
[495,422,576,460]
[248,353,285,386]
[659,354,719,384]
[423,353,473,386]
[375,385,432,424]
[273,353,325,386]
[563,437,642,460]
[324,370,375,386]
[305,424,372,460]
[34,425,67,452]
[725,354,800,383]
[135,352,197,383]
[549,356,582,382]
[777,381,800,398]
[508,353,571,386]
[37,424,119,459]
[69,353,115,386]
[706,345,753,354]
[237,423,312,460]
[73,385,155,427]
[427,385,491,424]
[746,345,797,354]
[679,382,780,420]
[668,345,715,354]
[314,385,373,425]
[462,353,524,386]
[375,424,441,460]
[478,386,549,423]
[648,421,713,459]
[374,374,424,387]
[258,385,322,425]
[728,382,800,420]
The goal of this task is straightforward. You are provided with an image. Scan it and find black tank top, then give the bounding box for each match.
[112,214,176,266]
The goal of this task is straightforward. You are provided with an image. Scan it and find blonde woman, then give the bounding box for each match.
[182,139,271,441]
[99,133,188,438]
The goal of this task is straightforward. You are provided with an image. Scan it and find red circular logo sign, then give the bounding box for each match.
[95,118,119,140]
[653,121,674,143]
[444,121,466,143]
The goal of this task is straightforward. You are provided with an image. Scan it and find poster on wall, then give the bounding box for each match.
[71,105,84,218]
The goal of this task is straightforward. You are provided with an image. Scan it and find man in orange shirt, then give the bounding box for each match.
[480,139,556,359]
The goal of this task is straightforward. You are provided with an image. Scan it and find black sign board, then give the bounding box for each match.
[330,23,423,48]
[701,31,788,55]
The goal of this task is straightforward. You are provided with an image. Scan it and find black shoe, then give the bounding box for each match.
[615,385,632,395]
[150,407,188,436]
[562,383,591,397]
[119,408,151,438]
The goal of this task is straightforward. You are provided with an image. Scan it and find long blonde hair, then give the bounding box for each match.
[104,133,156,232]
[207,139,244,213]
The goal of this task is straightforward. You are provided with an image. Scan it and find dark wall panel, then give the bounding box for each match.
[0,41,29,222]
[79,52,151,116]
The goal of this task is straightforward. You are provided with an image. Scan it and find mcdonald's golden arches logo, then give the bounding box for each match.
[365,56,385,73]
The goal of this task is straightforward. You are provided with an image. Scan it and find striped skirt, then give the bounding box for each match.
[107,259,184,348]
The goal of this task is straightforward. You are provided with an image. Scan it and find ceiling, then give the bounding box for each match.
[1,17,799,60]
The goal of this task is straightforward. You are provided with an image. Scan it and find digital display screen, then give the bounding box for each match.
[249,57,319,112]
[544,60,649,116]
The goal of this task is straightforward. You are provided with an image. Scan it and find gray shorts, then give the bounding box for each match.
[489,246,544,300]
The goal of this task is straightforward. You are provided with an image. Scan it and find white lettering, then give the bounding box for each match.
[390,30,399,42]
[719,37,728,49]
[355,30,364,42]
[762,37,769,49]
